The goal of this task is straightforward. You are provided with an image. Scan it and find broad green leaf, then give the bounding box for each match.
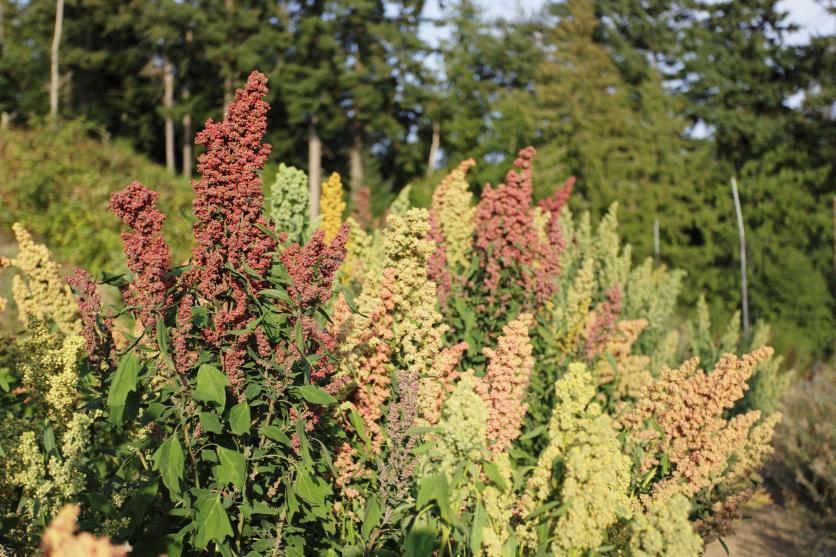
[482,459,509,492]
[404,526,438,557]
[43,425,57,455]
[348,409,370,447]
[470,503,487,555]
[294,467,332,507]
[229,402,251,435]
[293,385,336,405]
[259,288,291,304]
[191,306,209,329]
[361,496,382,539]
[199,412,223,435]
[416,474,442,509]
[215,446,246,489]
[193,493,233,550]
[260,425,291,446]
[107,352,140,420]
[152,435,184,497]
[193,364,228,409]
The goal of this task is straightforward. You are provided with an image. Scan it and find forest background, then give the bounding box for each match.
[0,0,834,366]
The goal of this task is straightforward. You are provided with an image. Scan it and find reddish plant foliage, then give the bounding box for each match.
[585,285,623,359]
[538,175,576,218]
[189,70,275,298]
[67,267,115,367]
[426,210,452,307]
[280,223,350,309]
[109,181,173,335]
[171,294,196,373]
[179,71,276,387]
[473,146,560,303]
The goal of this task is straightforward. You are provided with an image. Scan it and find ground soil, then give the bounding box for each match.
[703,503,810,557]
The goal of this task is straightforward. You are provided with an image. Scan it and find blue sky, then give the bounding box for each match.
[420,0,835,45]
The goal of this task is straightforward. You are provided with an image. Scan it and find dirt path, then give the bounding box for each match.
[703,503,807,557]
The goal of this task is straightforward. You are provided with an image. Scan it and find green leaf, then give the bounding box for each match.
[259,288,291,304]
[294,467,330,506]
[43,425,57,456]
[107,352,140,422]
[294,319,305,354]
[470,503,487,555]
[417,474,440,509]
[260,425,291,446]
[156,316,170,356]
[348,409,371,448]
[152,435,184,497]
[229,402,251,436]
[361,496,382,539]
[482,459,509,492]
[199,412,223,435]
[293,385,337,405]
[215,446,246,489]
[193,493,234,550]
[191,306,210,329]
[526,498,571,521]
[404,526,438,557]
[193,364,228,409]
[338,287,364,316]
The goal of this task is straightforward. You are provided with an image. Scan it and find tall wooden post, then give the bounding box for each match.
[731,177,749,334]
[49,0,65,119]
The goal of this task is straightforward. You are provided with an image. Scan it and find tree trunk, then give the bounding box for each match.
[653,217,660,262]
[222,0,235,114]
[0,0,7,129]
[163,58,176,175]
[181,28,193,177]
[308,119,322,219]
[49,0,64,119]
[182,88,192,177]
[349,126,364,195]
[426,120,440,178]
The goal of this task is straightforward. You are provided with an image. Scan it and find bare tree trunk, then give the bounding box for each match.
[308,119,322,219]
[163,58,176,175]
[349,126,364,194]
[49,0,64,119]
[426,120,440,178]
[653,218,660,262]
[222,0,235,113]
[0,0,7,130]
[180,28,194,178]
[182,88,192,177]
[731,177,749,334]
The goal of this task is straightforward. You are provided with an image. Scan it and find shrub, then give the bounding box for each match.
[0,119,193,273]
